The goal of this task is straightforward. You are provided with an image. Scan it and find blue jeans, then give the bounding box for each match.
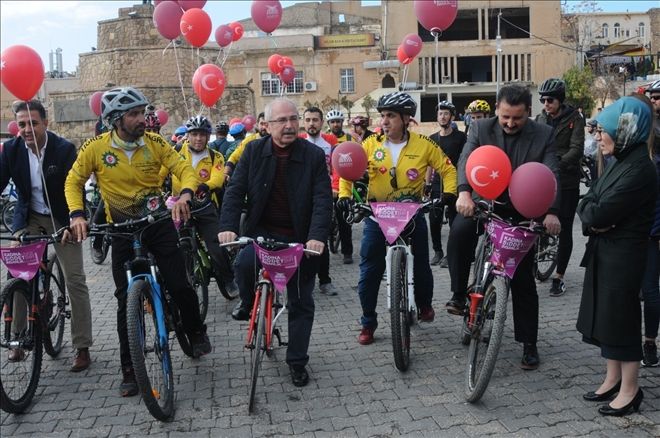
[357,214,433,329]
[642,239,660,339]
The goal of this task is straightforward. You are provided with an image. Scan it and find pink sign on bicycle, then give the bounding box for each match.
[0,241,47,281]
[253,243,304,292]
[370,202,421,244]
[487,219,538,278]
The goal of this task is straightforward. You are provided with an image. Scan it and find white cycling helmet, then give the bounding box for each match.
[101,87,149,127]
[326,109,345,121]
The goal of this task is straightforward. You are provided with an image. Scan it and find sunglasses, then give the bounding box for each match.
[539,97,555,104]
[650,95,660,101]
[389,167,398,189]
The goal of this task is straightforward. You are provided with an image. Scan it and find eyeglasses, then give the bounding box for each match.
[650,95,660,101]
[389,167,398,189]
[268,115,300,125]
[539,97,555,104]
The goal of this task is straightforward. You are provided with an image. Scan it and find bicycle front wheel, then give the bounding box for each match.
[465,276,509,403]
[182,237,210,323]
[126,279,174,421]
[2,200,16,233]
[534,235,558,281]
[390,248,411,372]
[0,279,43,413]
[248,285,268,413]
[462,234,488,346]
[43,256,67,358]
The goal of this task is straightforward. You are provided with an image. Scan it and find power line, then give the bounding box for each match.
[499,16,586,53]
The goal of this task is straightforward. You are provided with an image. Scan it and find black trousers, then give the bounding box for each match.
[335,201,353,256]
[428,201,457,254]
[447,214,539,344]
[91,199,107,250]
[193,203,234,283]
[111,219,203,368]
[556,188,580,276]
[234,229,316,366]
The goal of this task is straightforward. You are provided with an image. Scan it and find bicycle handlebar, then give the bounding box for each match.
[473,201,546,234]
[219,236,321,256]
[345,198,442,224]
[88,210,171,236]
[0,226,68,244]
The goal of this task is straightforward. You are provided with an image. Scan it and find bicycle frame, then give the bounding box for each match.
[245,275,285,352]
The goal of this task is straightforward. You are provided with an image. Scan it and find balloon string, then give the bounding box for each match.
[221,41,233,68]
[270,34,278,49]
[161,40,173,56]
[215,48,224,65]
[25,102,58,233]
[173,43,191,119]
[434,31,440,106]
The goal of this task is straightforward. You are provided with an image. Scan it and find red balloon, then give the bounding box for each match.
[413,0,458,33]
[242,115,256,129]
[332,141,368,182]
[401,33,423,58]
[509,162,557,219]
[180,8,212,47]
[229,117,242,126]
[178,0,206,10]
[192,64,226,107]
[465,145,512,200]
[153,1,183,40]
[89,91,104,117]
[279,65,296,85]
[7,121,19,137]
[280,56,293,67]
[397,45,413,65]
[268,54,283,74]
[251,0,283,34]
[228,22,244,42]
[215,24,234,48]
[155,109,169,126]
[0,45,45,101]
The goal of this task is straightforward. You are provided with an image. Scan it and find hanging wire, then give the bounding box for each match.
[172,43,191,119]
[431,29,442,106]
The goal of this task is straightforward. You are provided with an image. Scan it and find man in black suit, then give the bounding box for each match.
[0,100,93,371]
[445,84,561,370]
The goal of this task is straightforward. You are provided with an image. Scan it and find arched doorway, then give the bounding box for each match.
[382,74,395,88]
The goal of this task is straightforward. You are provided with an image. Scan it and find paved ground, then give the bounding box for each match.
[1,217,658,437]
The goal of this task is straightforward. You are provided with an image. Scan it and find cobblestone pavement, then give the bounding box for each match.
[1,218,658,437]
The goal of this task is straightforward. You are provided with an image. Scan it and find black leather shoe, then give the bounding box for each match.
[583,380,621,402]
[120,367,138,397]
[520,343,540,370]
[289,364,309,387]
[445,293,466,315]
[231,301,251,321]
[598,388,643,416]
[190,325,212,358]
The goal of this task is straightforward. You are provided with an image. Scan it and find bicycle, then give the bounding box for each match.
[346,198,440,372]
[533,232,558,282]
[0,227,69,413]
[89,211,195,422]
[1,181,18,233]
[460,201,543,403]
[220,236,318,413]
[85,182,110,264]
[329,180,367,255]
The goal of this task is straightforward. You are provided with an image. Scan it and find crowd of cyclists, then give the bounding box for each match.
[1,78,658,417]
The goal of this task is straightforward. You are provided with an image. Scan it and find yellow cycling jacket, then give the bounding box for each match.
[226,133,261,168]
[65,131,198,222]
[339,131,457,202]
[159,143,225,204]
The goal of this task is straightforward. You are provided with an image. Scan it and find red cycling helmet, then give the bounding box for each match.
[350,116,370,128]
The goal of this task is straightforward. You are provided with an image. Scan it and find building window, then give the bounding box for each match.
[261,71,304,96]
[601,23,608,38]
[613,23,620,38]
[340,68,355,93]
[638,22,645,37]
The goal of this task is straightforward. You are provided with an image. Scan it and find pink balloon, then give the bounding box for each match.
[155,109,169,126]
[413,0,458,33]
[8,121,19,137]
[509,162,557,219]
[89,91,104,117]
[178,0,206,10]
[401,33,423,58]
[215,24,234,48]
[251,0,283,34]
[0,45,45,101]
[242,114,256,130]
[153,1,184,40]
[279,65,296,85]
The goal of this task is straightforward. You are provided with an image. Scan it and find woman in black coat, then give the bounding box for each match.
[576,96,657,416]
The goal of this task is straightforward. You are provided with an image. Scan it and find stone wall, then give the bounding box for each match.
[650,8,660,58]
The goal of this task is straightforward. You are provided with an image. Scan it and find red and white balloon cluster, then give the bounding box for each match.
[267,54,296,86]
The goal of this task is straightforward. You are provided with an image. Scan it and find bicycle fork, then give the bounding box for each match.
[385,244,416,314]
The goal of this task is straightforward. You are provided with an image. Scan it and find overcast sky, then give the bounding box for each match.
[0,0,656,73]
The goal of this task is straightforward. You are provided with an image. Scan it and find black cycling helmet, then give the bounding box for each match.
[646,79,660,94]
[215,121,229,136]
[376,92,417,117]
[538,78,566,102]
[186,115,212,133]
[436,100,456,116]
[101,87,149,127]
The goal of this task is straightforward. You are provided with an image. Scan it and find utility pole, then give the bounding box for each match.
[496,10,502,96]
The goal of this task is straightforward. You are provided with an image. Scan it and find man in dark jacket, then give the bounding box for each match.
[218,98,332,387]
[0,100,93,371]
[445,84,561,370]
[535,78,585,297]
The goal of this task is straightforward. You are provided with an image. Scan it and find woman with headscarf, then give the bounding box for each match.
[576,96,657,416]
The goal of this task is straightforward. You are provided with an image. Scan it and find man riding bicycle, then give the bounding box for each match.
[337,91,457,345]
[160,115,237,295]
[65,87,211,397]
[445,84,561,371]
[326,109,351,143]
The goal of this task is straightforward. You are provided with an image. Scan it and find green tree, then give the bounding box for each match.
[339,95,354,120]
[362,94,375,119]
[562,65,595,114]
